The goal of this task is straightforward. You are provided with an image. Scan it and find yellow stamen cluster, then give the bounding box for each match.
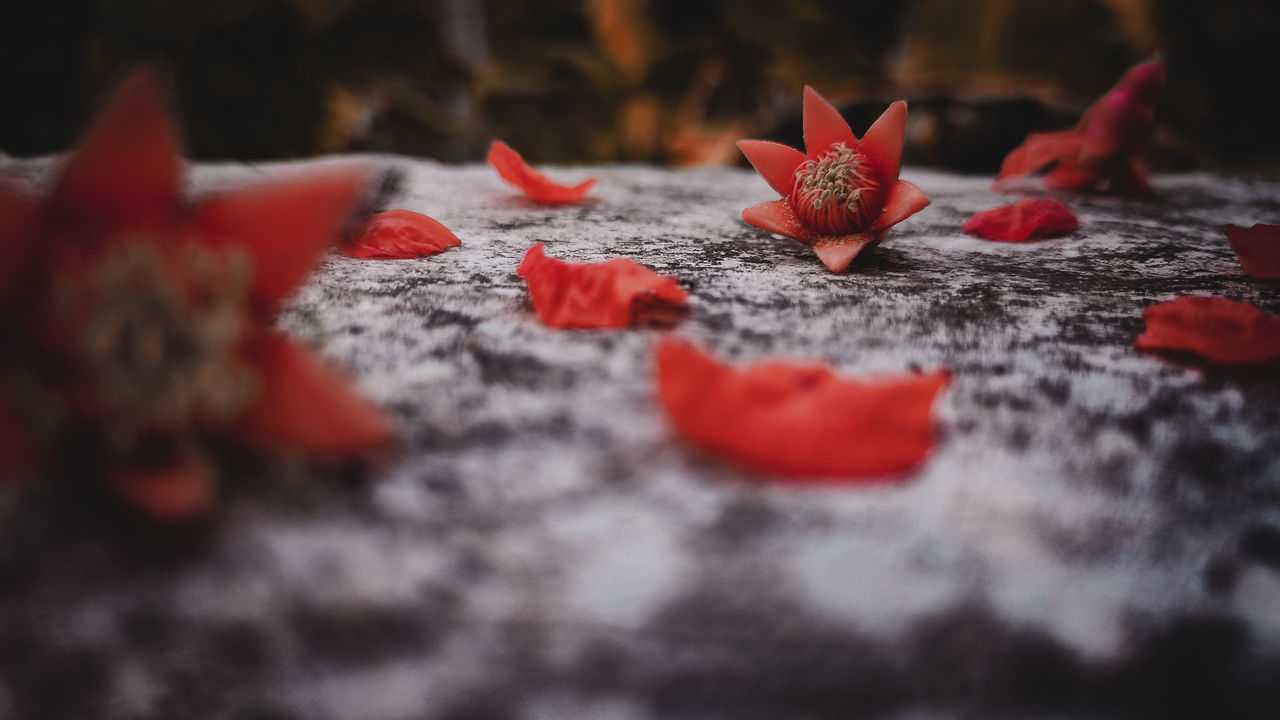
[789,143,886,234]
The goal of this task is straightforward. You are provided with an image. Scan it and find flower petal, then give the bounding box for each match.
[341,209,461,260]
[656,338,949,479]
[741,200,814,243]
[962,199,1078,242]
[1225,224,1280,280]
[811,233,880,274]
[737,139,806,197]
[0,181,41,295]
[995,130,1083,184]
[53,69,182,223]
[858,100,908,181]
[235,334,394,455]
[802,86,858,157]
[1135,296,1280,365]
[487,140,596,205]
[517,243,688,329]
[871,180,930,233]
[107,456,216,523]
[194,171,365,313]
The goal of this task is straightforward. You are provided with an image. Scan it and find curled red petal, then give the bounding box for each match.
[1225,224,1280,280]
[858,100,908,181]
[737,139,806,197]
[234,334,394,455]
[108,456,216,523]
[996,130,1083,184]
[802,86,858,157]
[54,69,182,223]
[962,199,1079,242]
[487,140,596,205]
[1135,296,1280,365]
[516,243,688,329]
[811,233,881,274]
[871,180,930,233]
[656,338,949,479]
[742,200,815,244]
[194,171,365,313]
[341,209,461,260]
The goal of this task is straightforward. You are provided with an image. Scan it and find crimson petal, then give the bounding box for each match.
[341,209,461,259]
[962,199,1078,242]
[737,139,806,197]
[1135,296,1280,365]
[195,171,365,313]
[54,70,182,223]
[802,86,858,157]
[811,234,880,274]
[487,140,596,205]
[859,100,908,181]
[871,180,930,233]
[656,338,949,479]
[235,334,393,455]
[741,200,814,243]
[517,243,688,329]
[108,456,216,523]
[1225,224,1280,280]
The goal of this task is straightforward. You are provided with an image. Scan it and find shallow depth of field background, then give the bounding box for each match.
[0,0,1274,171]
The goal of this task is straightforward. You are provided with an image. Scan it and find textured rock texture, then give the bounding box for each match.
[2,154,1279,720]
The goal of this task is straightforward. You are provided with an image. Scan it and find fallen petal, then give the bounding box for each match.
[995,130,1083,185]
[1135,296,1280,365]
[656,338,949,479]
[487,140,596,205]
[107,455,216,523]
[1225,224,1280,280]
[341,209,461,259]
[963,199,1078,242]
[517,243,688,329]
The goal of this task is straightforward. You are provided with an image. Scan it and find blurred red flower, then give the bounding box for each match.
[737,87,930,273]
[517,243,687,328]
[341,209,460,259]
[1135,296,1280,364]
[997,59,1166,195]
[656,338,949,479]
[1224,223,1280,280]
[963,199,1079,242]
[487,141,596,205]
[0,71,392,521]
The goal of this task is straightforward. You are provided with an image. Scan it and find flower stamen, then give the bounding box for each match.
[789,143,887,235]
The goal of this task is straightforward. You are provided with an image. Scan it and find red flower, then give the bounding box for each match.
[340,209,461,259]
[1135,296,1280,365]
[656,338,949,479]
[962,199,1079,242]
[1225,224,1280,280]
[996,59,1166,195]
[0,70,392,521]
[517,244,688,329]
[737,87,930,273]
[487,140,596,205]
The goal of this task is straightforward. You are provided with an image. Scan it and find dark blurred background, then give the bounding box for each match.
[0,0,1275,171]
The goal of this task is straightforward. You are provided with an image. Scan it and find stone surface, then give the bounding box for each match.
[2,154,1279,720]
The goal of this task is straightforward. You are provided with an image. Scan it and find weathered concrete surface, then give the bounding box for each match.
[2,154,1279,720]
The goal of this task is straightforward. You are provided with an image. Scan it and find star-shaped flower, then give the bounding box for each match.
[737,87,930,273]
[0,71,392,521]
[996,58,1166,195]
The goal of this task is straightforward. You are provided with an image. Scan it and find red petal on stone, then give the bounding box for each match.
[871,180,930,233]
[962,199,1078,242]
[656,338,949,479]
[859,100,908,181]
[108,456,216,523]
[811,234,880,274]
[516,243,688,329]
[1135,296,1280,365]
[341,209,461,259]
[742,200,815,244]
[195,171,364,313]
[802,86,858,157]
[235,334,394,455]
[54,69,182,223]
[0,181,41,295]
[487,140,595,205]
[1225,224,1280,280]
[737,139,806,197]
[995,130,1083,184]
